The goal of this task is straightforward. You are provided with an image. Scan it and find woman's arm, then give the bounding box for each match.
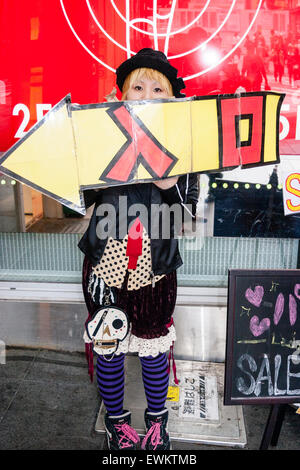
[156,173,199,217]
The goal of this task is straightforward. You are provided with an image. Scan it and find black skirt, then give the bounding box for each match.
[82,256,177,339]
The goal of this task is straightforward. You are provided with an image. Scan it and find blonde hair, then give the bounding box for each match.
[121,68,173,100]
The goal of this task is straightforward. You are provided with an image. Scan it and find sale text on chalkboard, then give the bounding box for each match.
[224,269,300,405]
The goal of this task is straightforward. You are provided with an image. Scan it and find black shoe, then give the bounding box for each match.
[141,408,171,450]
[104,410,140,450]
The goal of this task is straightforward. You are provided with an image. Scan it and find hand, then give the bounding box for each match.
[153,176,178,190]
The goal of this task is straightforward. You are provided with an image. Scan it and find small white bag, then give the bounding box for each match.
[86,305,129,356]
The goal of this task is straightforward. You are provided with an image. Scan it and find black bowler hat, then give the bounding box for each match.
[116,48,186,98]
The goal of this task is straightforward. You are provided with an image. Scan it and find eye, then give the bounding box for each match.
[112,319,124,329]
[154,87,163,93]
[134,85,142,91]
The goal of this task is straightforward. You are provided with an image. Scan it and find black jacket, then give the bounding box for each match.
[78,174,199,276]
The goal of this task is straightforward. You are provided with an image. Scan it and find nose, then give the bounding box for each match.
[143,87,153,100]
[103,325,111,337]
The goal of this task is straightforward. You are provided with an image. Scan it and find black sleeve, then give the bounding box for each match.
[158,173,199,217]
[83,189,101,209]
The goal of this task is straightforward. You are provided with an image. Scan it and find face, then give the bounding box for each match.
[126,77,171,101]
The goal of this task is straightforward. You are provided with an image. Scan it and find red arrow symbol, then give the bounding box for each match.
[100,104,178,183]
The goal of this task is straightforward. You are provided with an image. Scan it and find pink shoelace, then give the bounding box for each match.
[141,422,162,450]
[114,423,140,449]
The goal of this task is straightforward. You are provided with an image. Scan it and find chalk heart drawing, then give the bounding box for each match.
[250,315,271,337]
[245,286,264,308]
[59,0,263,81]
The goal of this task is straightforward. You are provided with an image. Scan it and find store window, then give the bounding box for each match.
[0,0,299,288]
[0,167,298,287]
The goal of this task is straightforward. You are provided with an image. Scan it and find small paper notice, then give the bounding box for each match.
[178,372,219,420]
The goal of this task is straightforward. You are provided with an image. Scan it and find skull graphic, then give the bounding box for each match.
[86,306,129,355]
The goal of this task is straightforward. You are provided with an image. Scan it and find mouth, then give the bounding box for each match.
[93,339,117,349]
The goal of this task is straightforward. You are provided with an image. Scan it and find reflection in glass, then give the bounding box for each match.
[207,168,300,238]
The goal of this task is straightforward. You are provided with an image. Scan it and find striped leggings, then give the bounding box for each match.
[96,352,169,416]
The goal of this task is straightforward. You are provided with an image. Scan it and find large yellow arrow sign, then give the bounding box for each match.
[0,92,284,215]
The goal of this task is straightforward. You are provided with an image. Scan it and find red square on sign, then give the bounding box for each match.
[220,95,264,168]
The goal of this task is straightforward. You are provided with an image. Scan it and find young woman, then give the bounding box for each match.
[79,48,198,450]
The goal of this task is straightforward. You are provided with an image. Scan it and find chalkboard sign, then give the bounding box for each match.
[224,269,300,405]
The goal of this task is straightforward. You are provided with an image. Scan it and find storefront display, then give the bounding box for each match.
[0,0,299,273]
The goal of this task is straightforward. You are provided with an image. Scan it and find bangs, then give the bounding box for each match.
[122,68,173,99]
